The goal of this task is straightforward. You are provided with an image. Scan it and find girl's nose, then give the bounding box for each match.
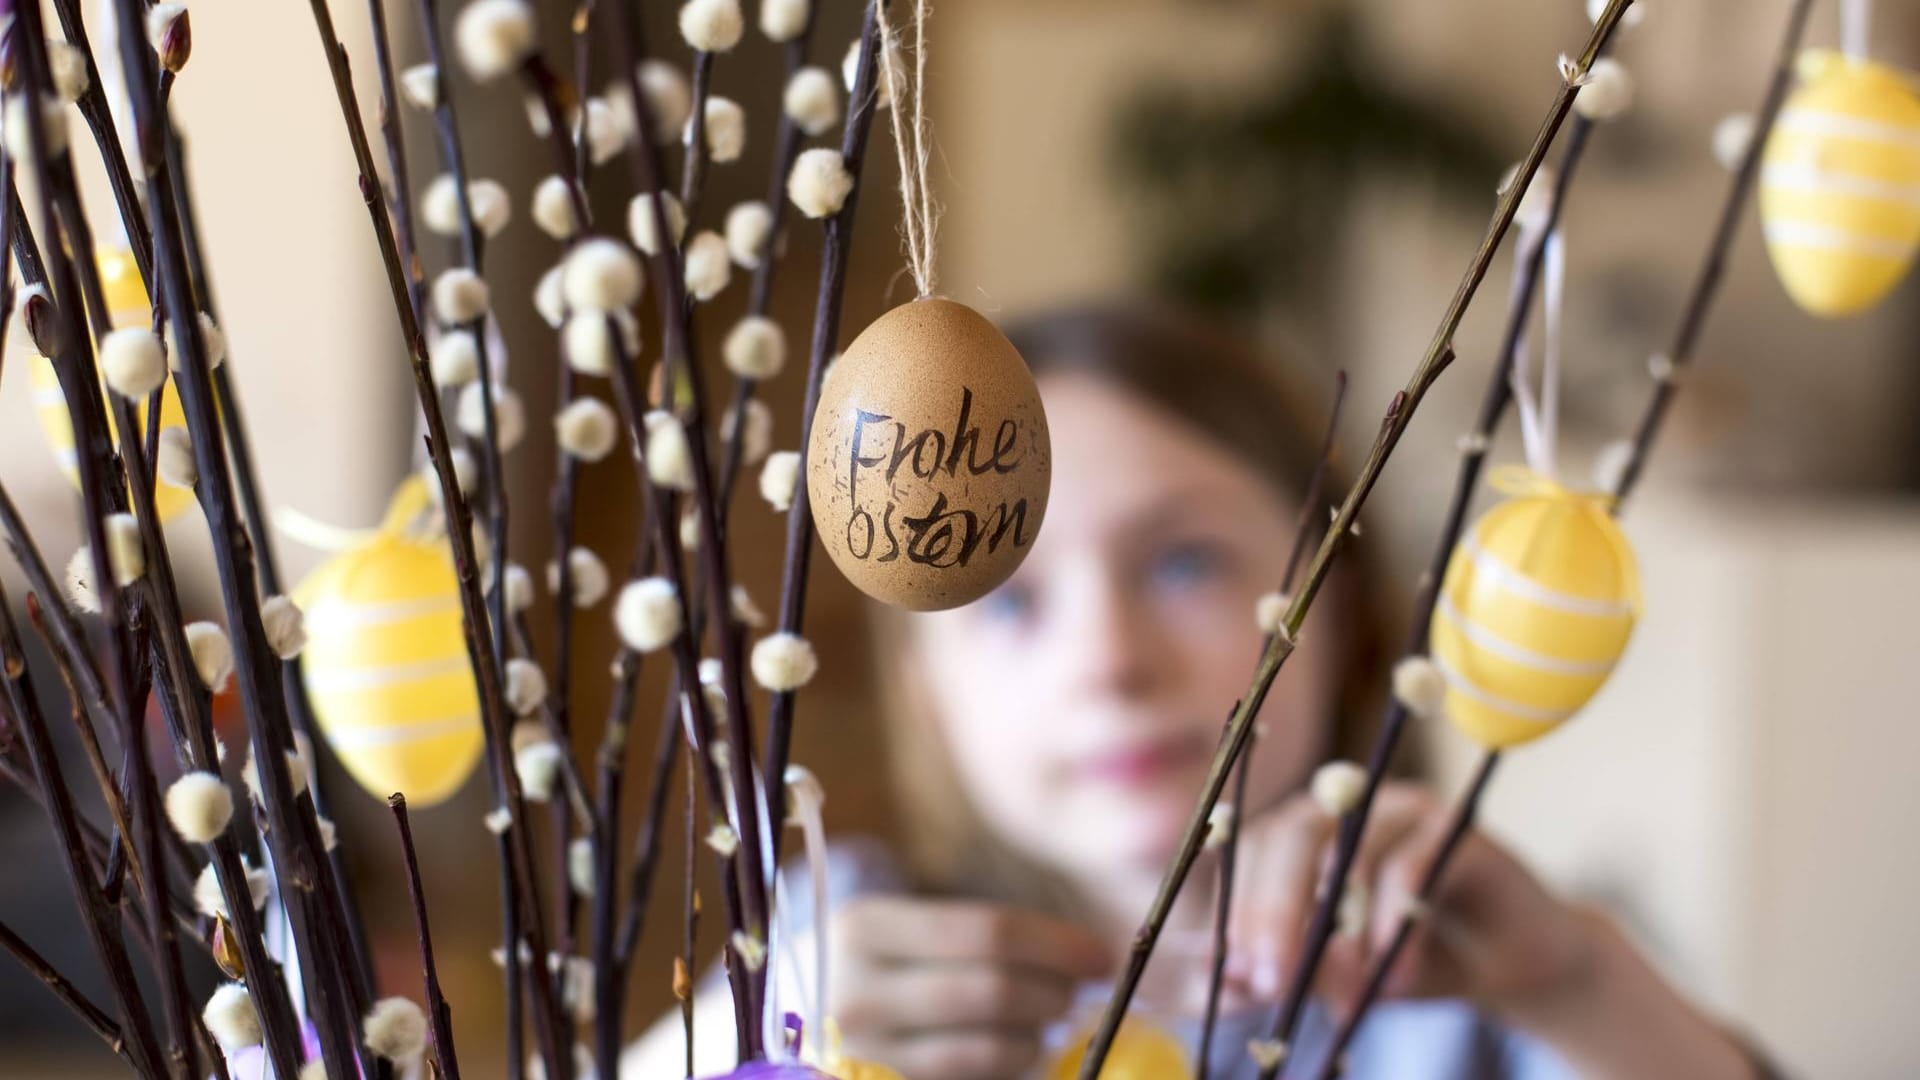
[1052,564,1161,700]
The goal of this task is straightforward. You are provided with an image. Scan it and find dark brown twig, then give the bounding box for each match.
[1076,6,1638,1074]
[390,795,462,1080]
[1195,371,1348,1076]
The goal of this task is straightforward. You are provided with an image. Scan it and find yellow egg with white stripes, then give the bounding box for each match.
[29,248,195,522]
[1761,50,1920,317]
[1428,472,1640,749]
[293,479,483,805]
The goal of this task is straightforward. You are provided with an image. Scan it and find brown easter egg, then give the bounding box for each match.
[807,297,1050,611]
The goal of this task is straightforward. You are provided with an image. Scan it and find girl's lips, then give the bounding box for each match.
[1071,731,1210,787]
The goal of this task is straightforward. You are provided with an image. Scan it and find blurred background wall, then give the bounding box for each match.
[2,0,1917,1077]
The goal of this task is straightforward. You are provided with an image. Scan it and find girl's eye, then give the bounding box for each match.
[1149,539,1228,590]
[978,580,1036,624]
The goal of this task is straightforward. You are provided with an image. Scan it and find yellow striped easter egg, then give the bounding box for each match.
[293,478,483,805]
[1428,469,1640,750]
[29,248,195,522]
[1046,1017,1193,1080]
[1761,50,1920,317]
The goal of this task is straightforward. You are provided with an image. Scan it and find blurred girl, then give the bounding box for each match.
[627,303,1769,1080]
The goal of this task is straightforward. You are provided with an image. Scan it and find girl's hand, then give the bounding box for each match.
[1225,780,1585,1010]
[829,896,1112,1079]
[1225,780,1763,1079]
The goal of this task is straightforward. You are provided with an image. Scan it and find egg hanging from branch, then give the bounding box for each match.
[806,298,1051,611]
[30,247,197,523]
[293,478,483,805]
[1760,50,1920,317]
[1427,469,1640,749]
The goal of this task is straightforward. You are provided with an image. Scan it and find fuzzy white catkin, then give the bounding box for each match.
[783,67,841,137]
[697,96,747,163]
[433,268,492,324]
[515,741,565,802]
[535,265,566,328]
[1204,803,1234,850]
[1310,761,1368,818]
[242,739,312,803]
[531,176,578,240]
[1712,113,1756,171]
[568,836,596,896]
[563,310,639,376]
[551,547,611,608]
[1254,590,1289,635]
[638,60,693,142]
[731,584,766,628]
[1591,438,1637,496]
[456,383,527,451]
[628,191,689,256]
[644,412,695,490]
[6,96,68,161]
[49,42,89,103]
[163,311,227,372]
[582,98,625,165]
[364,998,429,1063]
[787,148,853,219]
[473,179,512,237]
[184,622,235,693]
[498,563,534,615]
[724,200,774,268]
[705,824,739,857]
[1391,656,1447,719]
[1573,59,1635,122]
[679,505,703,553]
[164,771,234,844]
[722,398,773,466]
[455,0,537,82]
[563,238,646,313]
[723,316,786,380]
[104,513,145,586]
[682,230,732,301]
[65,547,99,613]
[430,329,481,387]
[401,63,439,110]
[555,397,620,462]
[751,632,818,691]
[260,595,308,659]
[615,577,682,651]
[760,0,809,41]
[100,328,167,398]
[843,37,897,107]
[679,0,744,52]
[193,861,270,918]
[156,427,197,489]
[422,175,510,237]
[759,450,799,512]
[505,658,548,716]
[204,984,262,1050]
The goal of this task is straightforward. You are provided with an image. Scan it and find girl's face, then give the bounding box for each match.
[911,371,1338,880]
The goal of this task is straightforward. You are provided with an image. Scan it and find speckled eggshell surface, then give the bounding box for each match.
[807,297,1051,611]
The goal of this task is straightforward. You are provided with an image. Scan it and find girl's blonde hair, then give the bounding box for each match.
[875,300,1398,911]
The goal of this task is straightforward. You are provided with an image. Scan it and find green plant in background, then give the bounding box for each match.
[1111,12,1503,320]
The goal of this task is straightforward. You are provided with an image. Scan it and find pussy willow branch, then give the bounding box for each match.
[99,0,369,1071]
[680,52,719,221]
[0,577,162,1077]
[365,0,426,319]
[1076,5,1638,1075]
[1259,113,1601,1063]
[1308,751,1501,1080]
[390,794,463,1080]
[293,1,569,1075]
[405,7,563,1068]
[1195,371,1349,1077]
[1310,3,1816,1065]
[716,10,822,513]
[762,0,887,877]
[0,915,127,1060]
